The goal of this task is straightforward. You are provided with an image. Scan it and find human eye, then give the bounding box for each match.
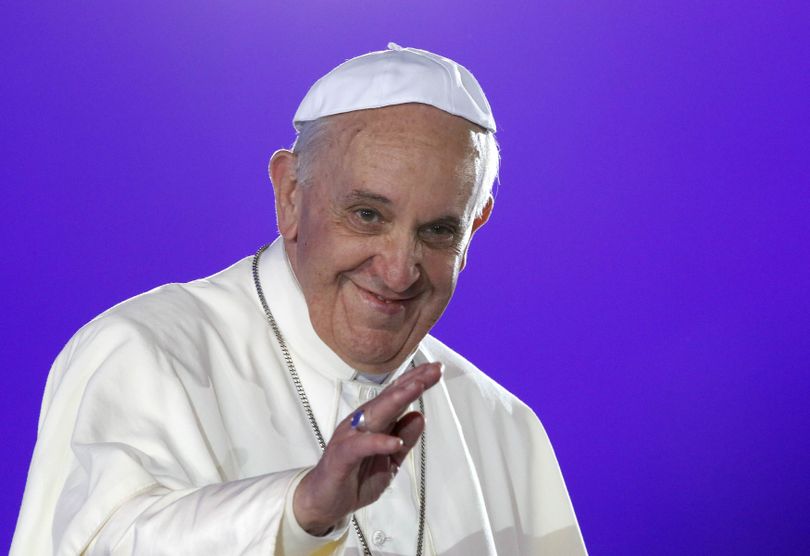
[419,222,459,247]
[354,208,380,223]
[428,223,455,236]
[348,207,385,231]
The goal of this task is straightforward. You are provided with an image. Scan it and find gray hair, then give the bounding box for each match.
[292,117,499,219]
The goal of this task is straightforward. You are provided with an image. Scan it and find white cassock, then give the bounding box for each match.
[11,238,587,555]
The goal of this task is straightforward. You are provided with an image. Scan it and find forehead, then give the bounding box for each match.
[332,103,480,154]
[316,104,483,209]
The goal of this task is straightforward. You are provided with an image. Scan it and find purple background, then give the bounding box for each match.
[2,2,809,553]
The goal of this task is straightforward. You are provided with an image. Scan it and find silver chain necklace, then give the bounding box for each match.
[252,243,427,556]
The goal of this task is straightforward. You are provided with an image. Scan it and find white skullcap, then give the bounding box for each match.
[293,42,496,133]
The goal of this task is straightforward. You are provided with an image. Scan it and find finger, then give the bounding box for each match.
[392,411,424,448]
[392,362,443,389]
[390,411,425,468]
[348,364,441,433]
[329,432,405,476]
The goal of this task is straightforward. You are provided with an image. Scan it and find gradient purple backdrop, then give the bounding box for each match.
[2,2,809,554]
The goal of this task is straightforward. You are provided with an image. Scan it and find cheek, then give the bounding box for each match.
[302,234,377,290]
[297,205,329,247]
[423,252,463,294]
[297,207,344,266]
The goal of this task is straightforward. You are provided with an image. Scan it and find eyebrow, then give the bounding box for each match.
[429,215,464,230]
[344,189,392,205]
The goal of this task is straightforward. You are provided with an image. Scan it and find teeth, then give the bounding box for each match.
[376,295,390,303]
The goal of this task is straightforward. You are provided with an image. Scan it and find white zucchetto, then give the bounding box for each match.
[293,43,496,132]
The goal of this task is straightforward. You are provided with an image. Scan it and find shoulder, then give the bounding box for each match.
[419,335,558,492]
[45,255,260,397]
[88,255,258,337]
[57,254,263,367]
[420,334,540,425]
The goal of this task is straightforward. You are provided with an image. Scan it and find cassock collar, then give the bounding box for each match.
[257,237,416,384]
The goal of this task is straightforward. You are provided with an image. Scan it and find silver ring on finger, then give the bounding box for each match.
[350,409,368,432]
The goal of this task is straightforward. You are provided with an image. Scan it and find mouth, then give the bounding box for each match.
[352,282,415,315]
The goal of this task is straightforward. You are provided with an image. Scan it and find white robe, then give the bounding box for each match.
[11,239,587,555]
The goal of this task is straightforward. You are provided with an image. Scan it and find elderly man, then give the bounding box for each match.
[12,44,586,555]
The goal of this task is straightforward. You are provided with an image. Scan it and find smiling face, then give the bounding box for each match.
[271,104,493,374]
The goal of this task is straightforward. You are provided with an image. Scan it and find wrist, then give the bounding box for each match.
[293,471,342,536]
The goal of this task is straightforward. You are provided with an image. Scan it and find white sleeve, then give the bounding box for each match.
[82,468,351,555]
[11,317,345,556]
[85,472,299,555]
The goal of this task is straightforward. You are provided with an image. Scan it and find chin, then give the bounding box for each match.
[340,333,413,372]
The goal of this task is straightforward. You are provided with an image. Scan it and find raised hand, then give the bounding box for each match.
[292,362,443,535]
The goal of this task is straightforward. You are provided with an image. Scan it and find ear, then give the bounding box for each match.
[459,195,494,271]
[269,149,301,241]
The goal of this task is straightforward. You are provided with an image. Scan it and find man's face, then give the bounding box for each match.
[276,104,491,374]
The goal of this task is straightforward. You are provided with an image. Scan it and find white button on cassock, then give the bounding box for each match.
[359,387,380,401]
[372,530,387,546]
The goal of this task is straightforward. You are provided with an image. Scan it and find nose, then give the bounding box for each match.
[375,233,422,294]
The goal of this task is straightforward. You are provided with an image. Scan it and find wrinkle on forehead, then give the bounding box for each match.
[321,104,484,188]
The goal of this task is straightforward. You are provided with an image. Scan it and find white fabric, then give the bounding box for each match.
[11,237,586,555]
[293,43,497,132]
